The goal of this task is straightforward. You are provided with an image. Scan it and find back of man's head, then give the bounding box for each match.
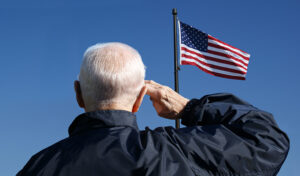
[78,42,145,112]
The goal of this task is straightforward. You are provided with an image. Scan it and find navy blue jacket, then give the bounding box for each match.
[17,94,289,176]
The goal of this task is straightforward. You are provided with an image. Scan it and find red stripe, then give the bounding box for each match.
[207,49,248,66]
[182,54,246,75]
[208,42,249,61]
[208,35,249,55]
[181,60,246,80]
[181,47,247,69]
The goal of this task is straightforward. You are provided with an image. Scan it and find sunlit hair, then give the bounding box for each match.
[79,42,145,111]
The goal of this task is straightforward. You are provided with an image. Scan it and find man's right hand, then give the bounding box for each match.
[145,80,189,119]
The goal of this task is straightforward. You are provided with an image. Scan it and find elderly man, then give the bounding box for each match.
[17,42,289,176]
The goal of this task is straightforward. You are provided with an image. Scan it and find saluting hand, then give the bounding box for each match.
[145,80,189,119]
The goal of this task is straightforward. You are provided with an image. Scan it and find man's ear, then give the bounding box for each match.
[74,80,85,108]
[132,86,147,113]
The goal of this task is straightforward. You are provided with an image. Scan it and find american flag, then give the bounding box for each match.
[179,21,250,80]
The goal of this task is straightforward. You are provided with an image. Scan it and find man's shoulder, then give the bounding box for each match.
[18,126,141,175]
[17,137,69,175]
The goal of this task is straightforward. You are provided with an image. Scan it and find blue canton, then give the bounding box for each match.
[180,22,208,52]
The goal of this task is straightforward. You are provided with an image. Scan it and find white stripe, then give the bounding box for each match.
[181,44,248,69]
[178,20,182,65]
[181,50,247,72]
[208,38,250,58]
[181,57,246,77]
[208,46,249,65]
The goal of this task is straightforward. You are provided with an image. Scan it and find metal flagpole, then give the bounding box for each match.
[172,8,180,129]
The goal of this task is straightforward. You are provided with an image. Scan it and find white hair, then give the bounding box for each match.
[79,42,145,111]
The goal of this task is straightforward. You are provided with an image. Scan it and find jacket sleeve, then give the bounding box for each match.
[164,93,289,175]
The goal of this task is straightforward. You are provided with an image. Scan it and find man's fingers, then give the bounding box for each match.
[145,83,156,97]
[145,80,161,97]
[145,80,189,119]
[145,80,170,102]
[145,80,161,87]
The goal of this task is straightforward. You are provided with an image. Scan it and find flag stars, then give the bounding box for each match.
[180,22,208,52]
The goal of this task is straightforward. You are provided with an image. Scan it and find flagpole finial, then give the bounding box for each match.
[172,8,177,15]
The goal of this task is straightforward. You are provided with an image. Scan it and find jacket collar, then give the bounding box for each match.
[68,110,138,136]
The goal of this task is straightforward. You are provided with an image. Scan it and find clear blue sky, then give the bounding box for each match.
[0,0,299,175]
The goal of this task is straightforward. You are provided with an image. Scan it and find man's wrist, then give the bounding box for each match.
[177,99,197,118]
[180,99,202,126]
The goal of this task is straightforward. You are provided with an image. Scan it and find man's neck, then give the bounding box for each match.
[85,103,132,113]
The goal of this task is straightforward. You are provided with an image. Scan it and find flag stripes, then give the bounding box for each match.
[180,46,247,69]
[181,53,246,74]
[208,35,250,58]
[181,60,246,80]
[179,21,250,80]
